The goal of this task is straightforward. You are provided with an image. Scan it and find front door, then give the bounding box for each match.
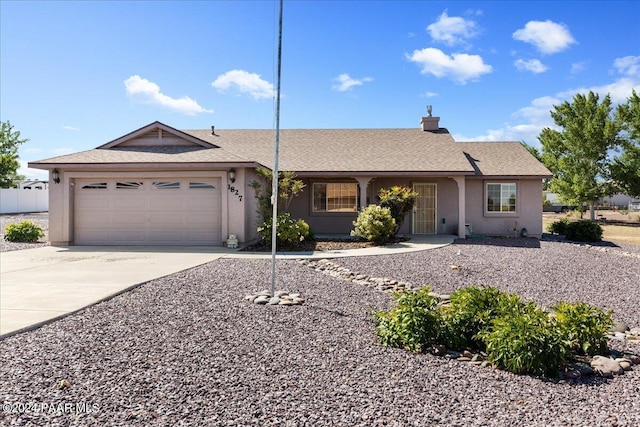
[412,183,437,234]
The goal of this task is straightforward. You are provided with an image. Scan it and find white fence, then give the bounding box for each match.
[0,188,48,214]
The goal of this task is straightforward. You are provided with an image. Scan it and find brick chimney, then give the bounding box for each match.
[420,105,440,131]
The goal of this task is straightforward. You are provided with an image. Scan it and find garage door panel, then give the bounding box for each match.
[112,230,147,242]
[75,196,110,210]
[186,231,220,243]
[149,213,184,225]
[75,177,222,245]
[113,216,148,227]
[187,197,219,210]
[113,197,146,210]
[149,230,184,242]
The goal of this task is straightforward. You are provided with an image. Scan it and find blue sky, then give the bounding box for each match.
[1,0,639,180]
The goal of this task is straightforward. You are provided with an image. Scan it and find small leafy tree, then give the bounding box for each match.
[539,91,621,221]
[0,121,29,188]
[249,166,305,223]
[378,186,418,237]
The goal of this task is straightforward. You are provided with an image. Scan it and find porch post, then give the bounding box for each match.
[355,177,373,210]
[452,176,466,238]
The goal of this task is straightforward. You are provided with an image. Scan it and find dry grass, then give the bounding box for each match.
[543,211,640,245]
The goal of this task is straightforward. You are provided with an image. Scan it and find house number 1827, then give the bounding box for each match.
[227,184,243,201]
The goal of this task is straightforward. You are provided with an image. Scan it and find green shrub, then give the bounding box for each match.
[374,288,442,353]
[441,286,522,350]
[258,213,311,249]
[378,186,418,237]
[479,302,567,377]
[3,220,44,242]
[551,301,613,356]
[546,218,570,235]
[564,220,603,242]
[373,285,616,378]
[351,205,396,245]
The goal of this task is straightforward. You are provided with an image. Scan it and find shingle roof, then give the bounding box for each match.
[185,128,474,173]
[29,144,250,165]
[457,142,552,177]
[30,121,551,177]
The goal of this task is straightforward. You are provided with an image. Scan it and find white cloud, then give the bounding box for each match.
[407,47,492,84]
[124,75,213,115]
[331,74,374,92]
[427,10,480,47]
[613,55,640,77]
[62,126,79,131]
[514,58,548,74]
[513,20,576,55]
[571,61,587,75]
[420,91,439,98]
[211,70,275,100]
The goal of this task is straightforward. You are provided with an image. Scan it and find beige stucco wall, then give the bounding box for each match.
[464,178,544,238]
[243,169,260,242]
[47,170,67,245]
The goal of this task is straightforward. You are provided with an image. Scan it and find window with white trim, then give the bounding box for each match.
[189,182,216,189]
[153,181,180,189]
[116,181,143,190]
[486,183,517,213]
[313,183,358,212]
[82,182,107,189]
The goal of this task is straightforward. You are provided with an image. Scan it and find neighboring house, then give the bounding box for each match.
[29,114,551,246]
[18,180,49,190]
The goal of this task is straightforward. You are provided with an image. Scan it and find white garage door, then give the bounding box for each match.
[74,178,222,245]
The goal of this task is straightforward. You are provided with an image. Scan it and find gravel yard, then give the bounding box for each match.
[1,238,640,426]
[0,213,49,252]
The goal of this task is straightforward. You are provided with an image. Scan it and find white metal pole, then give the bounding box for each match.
[270,0,284,297]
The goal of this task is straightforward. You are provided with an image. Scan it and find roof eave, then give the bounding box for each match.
[28,161,260,171]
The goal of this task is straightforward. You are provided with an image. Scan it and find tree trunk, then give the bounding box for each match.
[589,202,596,221]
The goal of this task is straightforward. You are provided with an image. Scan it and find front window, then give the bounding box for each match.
[313,183,358,212]
[487,183,517,213]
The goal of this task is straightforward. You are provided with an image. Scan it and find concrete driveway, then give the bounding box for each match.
[0,246,233,337]
[0,235,454,338]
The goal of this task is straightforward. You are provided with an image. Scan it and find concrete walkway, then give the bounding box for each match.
[0,235,454,338]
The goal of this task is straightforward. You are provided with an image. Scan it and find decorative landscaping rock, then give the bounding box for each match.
[245,290,305,306]
[431,345,447,356]
[296,256,640,380]
[611,321,629,333]
[590,356,624,378]
[616,358,633,371]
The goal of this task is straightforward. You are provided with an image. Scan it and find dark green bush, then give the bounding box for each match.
[546,218,570,235]
[551,301,613,356]
[374,288,442,353]
[478,302,567,377]
[3,220,44,242]
[351,205,396,245]
[441,286,522,350]
[258,213,311,249]
[564,220,603,242]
